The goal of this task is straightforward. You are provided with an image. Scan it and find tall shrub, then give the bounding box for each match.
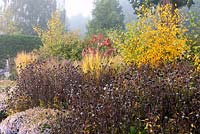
[34,12,83,60]
[110,5,188,67]
[87,0,124,35]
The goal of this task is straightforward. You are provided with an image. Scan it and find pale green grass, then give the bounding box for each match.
[0,80,15,91]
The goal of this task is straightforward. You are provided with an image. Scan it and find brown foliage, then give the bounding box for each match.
[9,59,200,133]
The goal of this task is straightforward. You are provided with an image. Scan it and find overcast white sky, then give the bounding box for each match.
[0,0,94,17]
[66,0,94,17]
[0,0,3,6]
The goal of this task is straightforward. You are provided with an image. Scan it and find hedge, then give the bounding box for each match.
[0,35,42,68]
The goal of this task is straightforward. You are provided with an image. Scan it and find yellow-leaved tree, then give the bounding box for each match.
[34,11,83,60]
[109,4,189,67]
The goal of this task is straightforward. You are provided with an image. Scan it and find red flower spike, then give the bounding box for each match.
[97,33,104,41]
[98,42,104,47]
[82,48,87,57]
[88,47,96,55]
[103,38,111,47]
[103,48,116,56]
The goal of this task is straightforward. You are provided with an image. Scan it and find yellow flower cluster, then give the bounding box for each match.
[110,5,188,67]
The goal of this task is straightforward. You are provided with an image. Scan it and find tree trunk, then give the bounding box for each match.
[162,0,171,5]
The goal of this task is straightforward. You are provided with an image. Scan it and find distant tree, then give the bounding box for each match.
[185,0,200,70]
[119,0,137,23]
[0,7,19,34]
[57,0,67,30]
[128,0,195,14]
[60,9,67,30]
[4,0,57,35]
[68,14,89,36]
[87,0,124,35]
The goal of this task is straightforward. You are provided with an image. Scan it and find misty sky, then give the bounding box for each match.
[0,0,94,17]
[0,0,3,6]
[66,0,94,17]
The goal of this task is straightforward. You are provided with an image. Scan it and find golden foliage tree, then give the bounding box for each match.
[34,12,83,60]
[0,8,19,34]
[109,5,189,67]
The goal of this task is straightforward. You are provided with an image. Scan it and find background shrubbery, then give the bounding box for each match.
[109,5,188,67]
[0,35,41,68]
[185,2,200,71]
[34,12,84,61]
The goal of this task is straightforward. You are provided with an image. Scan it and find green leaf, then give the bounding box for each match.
[130,126,137,134]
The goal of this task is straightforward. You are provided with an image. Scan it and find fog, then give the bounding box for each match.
[0,0,136,35]
[66,0,94,17]
[67,0,136,35]
[1,0,198,35]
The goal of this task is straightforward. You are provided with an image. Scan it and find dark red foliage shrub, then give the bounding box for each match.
[12,59,200,133]
[12,59,135,133]
[62,81,135,134]
[60,60,200,134]
[13,59,84,110]
[116,61,200,133]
